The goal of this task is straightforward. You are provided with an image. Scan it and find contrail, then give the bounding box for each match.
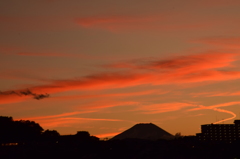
[0,89,49,100]
[212,108,236,124]
[188,103,237,124]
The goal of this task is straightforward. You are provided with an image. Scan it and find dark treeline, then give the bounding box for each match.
[0,116,44,143]
[1,116,240,159]
[0,116,98,145]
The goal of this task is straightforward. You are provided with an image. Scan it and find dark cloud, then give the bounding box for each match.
[0,89,49,100]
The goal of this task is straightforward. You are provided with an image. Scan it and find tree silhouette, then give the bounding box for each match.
[0,116,43,143]
[14,120,43,141]
[0,116,15,143]
[42,129,60,137]
[75,131,91,141]
[41,129,60,144]
[174,132,183,139]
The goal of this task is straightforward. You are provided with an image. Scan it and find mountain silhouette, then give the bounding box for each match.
[111,123,174,140]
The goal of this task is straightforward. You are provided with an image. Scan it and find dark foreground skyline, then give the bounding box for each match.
[2,115,240,158]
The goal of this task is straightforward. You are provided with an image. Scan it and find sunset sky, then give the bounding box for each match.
[1,0,240,138]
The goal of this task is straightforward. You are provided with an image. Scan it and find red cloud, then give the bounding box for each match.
[106,52,236,71]
[31,117,123,128]
[17,52,82,57]
[191,91,240,97]
[190,90,240,98]
[15,111,91,121]
[95,132,121,138]
[75,14,214,32]
[76,15,163,31]
[135,102,195,114]
[27,72,155,95]
[50,89,165,101]
[0,94,30,105]
[1,52,240,105]
[78,100,139,110]
[193,37,240,49]
[16,112,123,128]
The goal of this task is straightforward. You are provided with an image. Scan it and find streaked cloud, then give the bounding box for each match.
[192,36,240,49]
[16,112,123,128]
[32,117,123,128]
[95,132,121,138]
[15,111,93,121]
[16,52,83,57]
[190,91,240,97]
[0,94,30,105]
[76,15,163,31]
[75,14,216,32]
[135,102,196,114]
[78,101,139,110]
[1,52,240,105]
[50,89,166,101]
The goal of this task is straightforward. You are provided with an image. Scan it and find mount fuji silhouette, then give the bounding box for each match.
[111,123,174,140]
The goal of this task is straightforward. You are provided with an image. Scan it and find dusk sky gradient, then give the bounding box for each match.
[1,0,240,138]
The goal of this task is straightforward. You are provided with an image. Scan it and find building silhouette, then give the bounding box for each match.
[196,120,240,143]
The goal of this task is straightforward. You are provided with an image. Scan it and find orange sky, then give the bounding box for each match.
[1,0,240,138]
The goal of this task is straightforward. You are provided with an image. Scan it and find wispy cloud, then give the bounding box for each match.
[210,91,240,97]
[78,101,139,110]
[190,91,240,97]
[95,132,121,138]
[75,14,215,32]
[32,117,123,128]
[50,89,166,101]
[192,36,240,49]
[16,112,123,128]
[1,52,240,105]
[15,111,93,121]
[31,52,240,93]
[135,102,196,114]
[76,15,164,31]
[16,52,83,57]
[0,94,30,105]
